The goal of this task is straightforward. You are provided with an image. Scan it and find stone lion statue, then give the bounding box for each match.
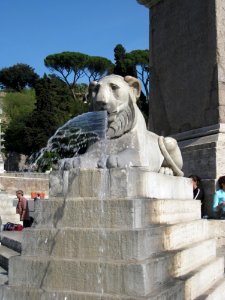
[62,74,183,176]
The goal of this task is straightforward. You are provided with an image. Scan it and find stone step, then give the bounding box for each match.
[8,253,175,297]
[22,226,165,260]
[21,226,213,263]
[0,244,20,271]
[195,275,225,300]
[171,238,216,277]
[179,257,224,299]
[34,197,201,230]
[0,280,185,299]
[3,258,225,300]
[163,219,209,250]
[50,168,193,199]
[0,266,7,285]
[216,247,225,267]
[0,231,22,253]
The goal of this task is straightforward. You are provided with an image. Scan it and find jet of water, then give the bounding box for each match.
[29,111,108,171]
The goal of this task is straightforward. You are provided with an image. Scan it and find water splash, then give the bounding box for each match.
[29,111,108,171]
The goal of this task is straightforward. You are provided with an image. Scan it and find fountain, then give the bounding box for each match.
[0,75,224,299]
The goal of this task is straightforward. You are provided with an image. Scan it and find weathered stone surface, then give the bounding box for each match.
[180,257,224,300]
[50,168,192,199]
[171,239,216,277]
[8,254,174,296]
[33,197,200,229]
[22,229,216,279]
[22,219,208,261]
[198,276,225,300]
[22,227,165,260]
[0,281,185,300]
[0,173,49,197]
[177,130,225,179]
[149,0,222,135]
[208,220,225,267]
[163,220,209,250]
[1,171,223,300]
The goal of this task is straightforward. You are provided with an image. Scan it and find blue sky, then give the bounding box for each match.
[0,0,149,77]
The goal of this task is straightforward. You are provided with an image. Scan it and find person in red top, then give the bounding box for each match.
[16,190,31,228]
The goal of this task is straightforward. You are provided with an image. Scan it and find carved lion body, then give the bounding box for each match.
[63,74,183,176]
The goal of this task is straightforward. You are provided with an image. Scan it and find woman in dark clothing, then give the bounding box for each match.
[189,175,206,217]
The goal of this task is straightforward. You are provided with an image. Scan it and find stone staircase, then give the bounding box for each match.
[0,168,225,299]
[0,232,22,286]
[0,190,22,287]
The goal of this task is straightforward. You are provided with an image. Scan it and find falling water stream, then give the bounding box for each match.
[31,110,109,296]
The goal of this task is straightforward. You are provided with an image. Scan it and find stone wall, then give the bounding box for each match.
[0,173,49,198]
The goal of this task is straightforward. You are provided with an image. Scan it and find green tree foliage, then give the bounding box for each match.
[22,75,88,155]
[113,44,136,77]
[2,89,36,122]
[44,52,89,100]
[4,75,88,156]
[3,90,36,154]
[127,49,149,98]
[113,45,149,120]
[126,49,150,120]
[85,56,114,82]
[0,64,39,92]
[3,117,28,154]
[44,52,114,100]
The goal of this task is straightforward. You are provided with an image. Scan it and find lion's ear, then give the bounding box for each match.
[87,81,98,108]
[87,81,98,97]
[89,80,98,90]
[124,76,141,100]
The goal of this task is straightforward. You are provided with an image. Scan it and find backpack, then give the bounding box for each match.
[3,222,23,231]
[3,222,16,231]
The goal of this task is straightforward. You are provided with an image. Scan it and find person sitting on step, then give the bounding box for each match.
[213,176,225,219]
[189,175,206,218]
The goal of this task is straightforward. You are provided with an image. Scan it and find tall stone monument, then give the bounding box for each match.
[138,0,225,215]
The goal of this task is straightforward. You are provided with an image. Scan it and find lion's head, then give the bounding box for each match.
[88,75,141,139]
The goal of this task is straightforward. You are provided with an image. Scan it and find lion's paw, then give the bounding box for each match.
[106,155,119,168]
[59,157,80,170]
[159,167,174,176]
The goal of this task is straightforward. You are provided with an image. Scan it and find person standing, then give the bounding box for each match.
[16,190,31,228]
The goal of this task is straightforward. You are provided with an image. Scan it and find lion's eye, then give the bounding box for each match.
[110,84,119,91]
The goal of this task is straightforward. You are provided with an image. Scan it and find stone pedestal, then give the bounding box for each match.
[1,168,225,299]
